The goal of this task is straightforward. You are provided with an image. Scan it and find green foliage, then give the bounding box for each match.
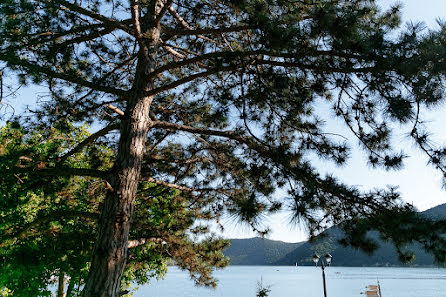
[0,122,103,296]
[0,123,229,296]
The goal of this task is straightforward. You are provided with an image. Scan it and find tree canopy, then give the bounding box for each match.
[1,0,446,296]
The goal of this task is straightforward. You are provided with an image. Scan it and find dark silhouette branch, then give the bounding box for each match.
[57,123,120,164]
[147,64,239,95]
[254,59,374,73]
[166,5,220,44]
[15,166,106,178]
[54,0,132,33]
[0,55,127,96]
[144,154,210,165]
[151,120,269,155]
[164,25,252,37]
[10,210,99,240]
[147,49,365,79]
[51,26,118,48]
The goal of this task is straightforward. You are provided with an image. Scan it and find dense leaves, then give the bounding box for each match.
[0,123,228,296]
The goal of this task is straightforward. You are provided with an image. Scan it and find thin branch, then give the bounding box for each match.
[166,5,220,44]
[151,121,239,139]
[254,59,374,73]
[154,0,174,27]
[51,26,117,49]
[10,210,99,240]
[54,0,132,33]
[57,123,120,164]
[0,55,127,96]
[145,154,210,165]
[106,104,125,116]
[15,166,106,178]
[131,0,149,62]
[146,131,171,152]
[164,25,252,37]
[146,58,374,95]
[162,44,186,59]
[140,176,232,198]
[145,49,369,82]
[30,23,106,40]
[151,121,268,156]
[147,64,239,96]
[72,55,137,106]
[144,177,196,192]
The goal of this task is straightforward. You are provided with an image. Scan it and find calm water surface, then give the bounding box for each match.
[134,266,446,297]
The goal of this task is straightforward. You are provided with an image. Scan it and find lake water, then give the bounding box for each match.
[134,266,446,297]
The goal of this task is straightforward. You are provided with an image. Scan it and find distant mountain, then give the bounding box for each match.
[421,203,446,219]
[224,203,446,267]
[274,227,431,267]
[223,237,303,265]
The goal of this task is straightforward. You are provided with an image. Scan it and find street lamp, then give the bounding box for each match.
[313,253,332,297]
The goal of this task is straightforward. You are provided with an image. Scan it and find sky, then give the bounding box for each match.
[2,0,446,243]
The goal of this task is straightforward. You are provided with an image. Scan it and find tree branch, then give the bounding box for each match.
[145,49,371,88]
[0,55,127,96]
[143,177,197,192]
[254,59,374,73]
[166,5,220,44]
[131,0,149,62]
[27,23,111,46]
[106,104,125,116]
[154,0,174,27]
[151,120,269,156]
[51,26,117,49]
[54,0,132,33]
[152,121,238,138]
[147,64,239,96]
[162,44,186,59]
[15,166,106,178]
[145,154,210,165]
[10,210,99,240]
[57,123,120,164]
[164,25,252,37]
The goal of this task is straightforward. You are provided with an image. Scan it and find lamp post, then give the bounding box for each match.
[313,253,332,297]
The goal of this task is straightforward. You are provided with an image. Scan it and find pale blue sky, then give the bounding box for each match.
[2,1,446,243]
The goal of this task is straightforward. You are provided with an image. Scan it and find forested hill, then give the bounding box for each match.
[421,203,446,219]
[223,237,303,265]
[224,204,446,267]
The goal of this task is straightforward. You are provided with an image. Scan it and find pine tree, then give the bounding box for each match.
[1,1,446,296]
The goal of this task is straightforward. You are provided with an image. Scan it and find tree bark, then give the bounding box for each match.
[81,90,154,297]
[57,271,66,297]
[81,1,161,296]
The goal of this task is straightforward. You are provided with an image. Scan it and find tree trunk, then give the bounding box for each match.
[82,2,161,296]
[57,271,66,297]
[81,93,154,297]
